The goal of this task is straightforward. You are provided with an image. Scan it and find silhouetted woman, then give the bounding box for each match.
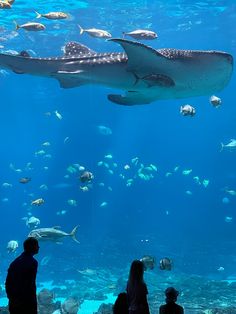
[126,260,150,314]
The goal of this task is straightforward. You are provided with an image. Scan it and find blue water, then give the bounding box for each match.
[0,0,236,312]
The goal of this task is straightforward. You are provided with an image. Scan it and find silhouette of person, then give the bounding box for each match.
[5,237,39,314]
[126,260,150,314]
[159,287,184,314]
[113,292,129,314]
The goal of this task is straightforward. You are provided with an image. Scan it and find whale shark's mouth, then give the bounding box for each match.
[0,39,233,105]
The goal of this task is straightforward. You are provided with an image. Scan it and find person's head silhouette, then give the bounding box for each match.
[128,260,145,286]
[23,237,39,255]
[165,287,179,303]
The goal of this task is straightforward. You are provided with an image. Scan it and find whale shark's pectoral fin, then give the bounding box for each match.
[108,91,152,106]
[109,38,170,74]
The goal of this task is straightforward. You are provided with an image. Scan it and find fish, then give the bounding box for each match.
[67,199,77,206]
[28,225,79,243]
[14,21,46,31]
[35,11,68,20]
[97,125,112,135]
[140,255,155,270]
[224,188,236,196]
[225,216,233,223]
[80,171,94,183]
[77,268,97,276]
[210,95,221,107]
[220,139,236,151]
[31,198,44,206]
[78,25,112,38]
[19,177,31,184]
[0,39,233,105]
[64,136,69,143]
[0,1,11,9]
[25,216,40,228]
[217,266,225,271]
[159,257,172,271]
[123,29,157,40]
[42,141,50,146]
[2,182,12,188]
[100,201,108,207]
[80,186,89,192]
[54,110,62,119]
[226,190,236,196]
[7,240,18,253]
[180,104,196,116]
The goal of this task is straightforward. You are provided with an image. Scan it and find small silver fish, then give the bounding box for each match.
[140,255,155,270]
[14,21,46,31]
[159,257,172,271]
[123,29,157,40]
[78,25,112,38]
[7,240,18,253]
[35,11,68,20]
[31,198,44,206]
[220,139,236,151]
[180,104,196,116]
[210,95,222,107]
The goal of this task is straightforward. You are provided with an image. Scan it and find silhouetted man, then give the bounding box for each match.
[5,237,39,314]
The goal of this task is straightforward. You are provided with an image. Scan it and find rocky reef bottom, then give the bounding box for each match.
[1,305,236,314]
[0,267,236,313]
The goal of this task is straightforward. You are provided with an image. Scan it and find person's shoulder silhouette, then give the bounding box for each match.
[113,292,128,314]
[159,287,184,314]
[5,237,39,314]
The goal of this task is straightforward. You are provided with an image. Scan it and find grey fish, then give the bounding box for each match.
[220,139,236,152]
[78,25,112,38]
[123,29,158,40]
[35,11,68,20]
[15,21,46,31]
[180,104,196,116]
[0,39,233,105]
[28,225,79,243]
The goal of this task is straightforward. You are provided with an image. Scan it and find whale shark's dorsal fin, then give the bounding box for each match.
[63,41,96,57]
[109,38,171,75]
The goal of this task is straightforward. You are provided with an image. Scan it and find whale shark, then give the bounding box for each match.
[0,39,233,105]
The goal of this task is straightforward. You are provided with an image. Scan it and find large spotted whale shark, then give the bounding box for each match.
[0,39,233,105]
